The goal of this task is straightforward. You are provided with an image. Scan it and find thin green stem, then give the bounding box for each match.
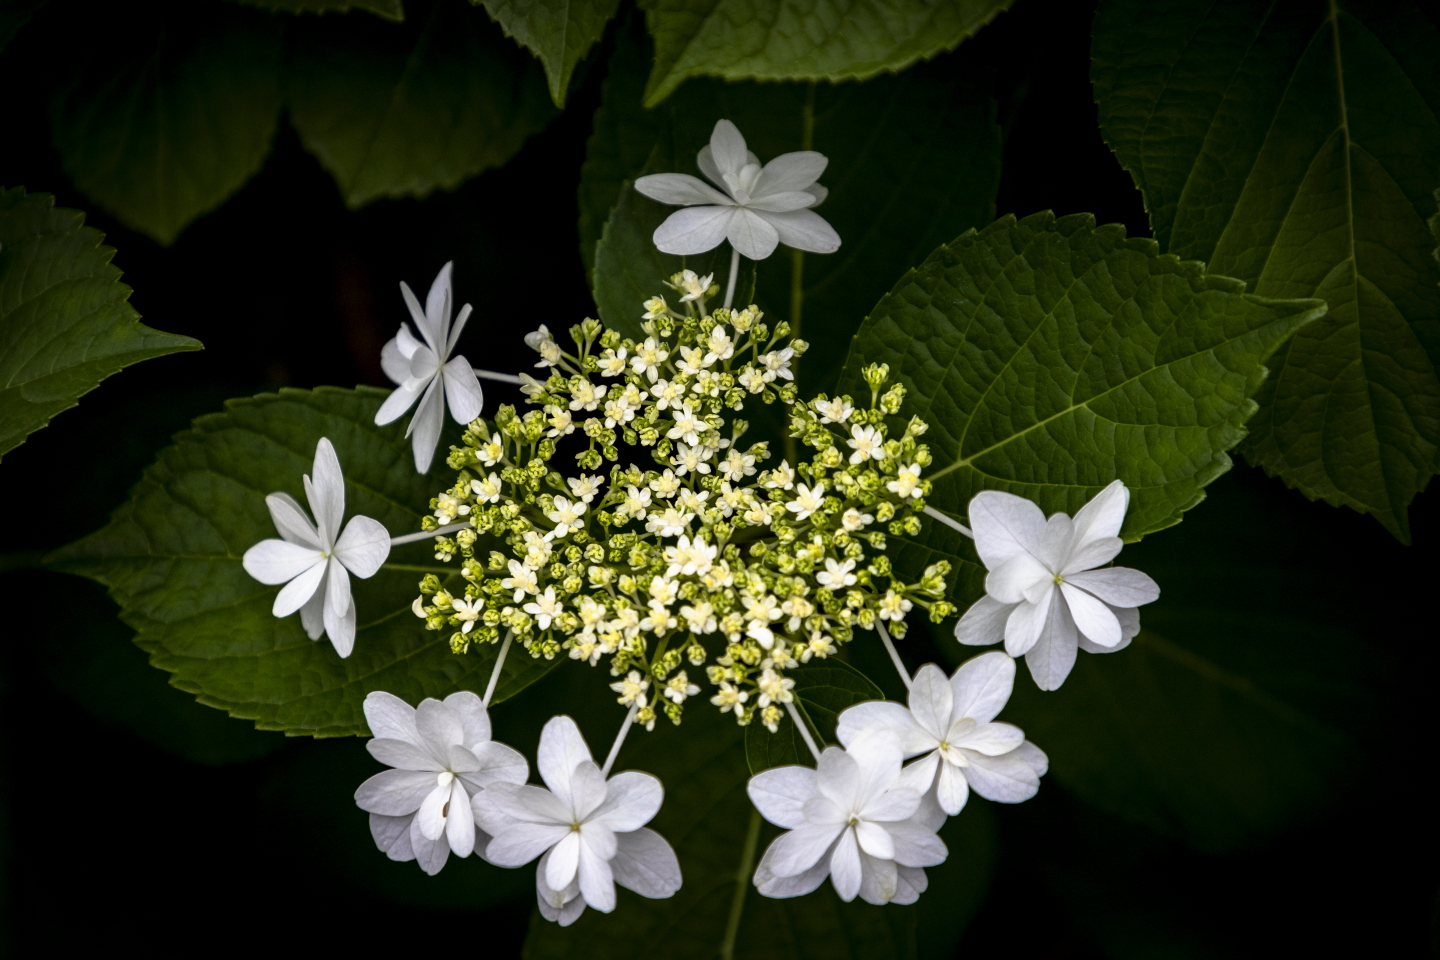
[876,621,912,690]
[723,246,742,310]
[720,809,764,960]
[379,563,456,574]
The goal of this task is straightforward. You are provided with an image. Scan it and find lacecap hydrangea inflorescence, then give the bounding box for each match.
[410,270,956,735]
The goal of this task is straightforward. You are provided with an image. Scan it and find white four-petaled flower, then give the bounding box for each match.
[473,716,682,926]
[375,262,486,473]
[355,691,527,876]
[635,120,841,262]
[748,735,947,905]
[837,654,1047,816]
[954,481,1161,690]
[241,438,391,658]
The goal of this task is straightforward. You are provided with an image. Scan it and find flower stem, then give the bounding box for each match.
[876,621,912,689]
[720,808,763,960]
[389,521,469,546]
[784,701,823,762]
[922,504,973,539]
[723,246,741,311]
[475,369,524,385]
[481,629,513,708]
[601,703,639,777]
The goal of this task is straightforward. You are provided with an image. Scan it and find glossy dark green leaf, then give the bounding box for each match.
[230,0,404,18]
[636,0,1013,106]
[838,211,1326,605]
[585,21,1001,393]
[47,386,559,737]
[1092,0,1440,542]
[745,659,884,774]
[0,187,201,461]
[475,0,620,106]
[285,0,557,208]
[49,3,283,244]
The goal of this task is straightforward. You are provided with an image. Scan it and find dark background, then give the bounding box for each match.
[1,0,1434,955]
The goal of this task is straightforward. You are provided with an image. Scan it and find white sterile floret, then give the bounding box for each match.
[375,262,486,473]
[546,496,586,539]
[786,482,826,521]
[813,396,853,424]
[242,438,391,658]
[760,347,795,382]
[837,653,1047,816]
[954,481,1161,690]
[719,448,758,481]
[473,716,682,925]
[355,691,527,876]
[847,424,886,464]
[524,587,564,630]
[664,671,700,703]
[567,474,605,504]
[451,596,484,634]
[471,472,503,503]
[887,463,923,499]
[634,119,841,261]
[817,557,858,589]
[748,736,947,905]
[611,671,650,708]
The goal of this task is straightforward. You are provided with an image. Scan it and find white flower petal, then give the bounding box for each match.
[1012,740,1049,777]
[805,182,829,206]
[895,752,940,798]
[364,690,420,743]
[448,744,482,774]
[986,551,1051,604]
[408,376,446,473]
[355,768,437,815]
[589,771,662,832]
[1070,479,1129,545]
[446,302,473,358]
[568,760,609,822]
[950,651,1015,723]
[611,827,682,899]
[446,779,475,856]
[754,150,828,196]
[766,823,844,879]
[381,334,411,385]
[442,354,485,425]
[577,836,617,912]
[409,813,451,875]
[853,819,894,860]
[953,595,1015,647]
[907,664,954,741]
[955,721,1025,757]
[417,780,452,840]
[299,576,326,639]
[400,280,436,355]
[537,716,594,808]
[416,698,464,760]
[892,864,928,904]
[857,851,899,905]
[708,119,749,178]
[726,208,781,260]
[1064,567,1160,607]
[243,539,324,587]
[968,490,1047,569]
[374,382,423,426]
[836,701,930,756]
[861,785,920,824]
[370,812,415,860]
[468,741,529,788]
[814,746,861,811]
[324,551,352,621]
[828,828,863,902]
[443,690,491,750]
[546,831,582,892]
[754,838,833,899]
[425,262,454,349]
[936,759,971,815]
[484,782,572,826]
[744,190,820,213]
[1061,534,1124,575]
[367,737,444,773]
[486,817,571,867]
[1003,587,1054,657]
[1060,581,1122,647]
[886,819,947,868]
[768,207,842,257]
[635,172,734,206]
[962,749,1041,803]
[333,515,391,578]
[323,596,357,657]
[409,344,441,384]
[1022,595,1078,691]
[746,766,816,829]
[652,205,735,255]
[270,556,327,616]
[307,439,346,546]
[1035,513,1075,571]
[265,492,321,549]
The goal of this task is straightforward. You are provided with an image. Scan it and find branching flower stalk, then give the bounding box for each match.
[409,274,956,736]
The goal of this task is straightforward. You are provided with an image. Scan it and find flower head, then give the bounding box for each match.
[472,717,682,925]
[634,120,841,261]
[355,691,527,875]
[837,654,1047,815]
[953,481,1160,690]
[242,438,391,657]
[375,263,486,473]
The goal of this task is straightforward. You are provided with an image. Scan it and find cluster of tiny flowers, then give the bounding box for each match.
[409,272,956,734]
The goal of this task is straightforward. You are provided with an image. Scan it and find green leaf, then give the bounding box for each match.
[584,22,1002,394]
[838,211,1327,605]
[994,466,1393,853]
[46,386,560,737]
[49,3,283,245]
[0,0,45,52]
[475,0,620,107]
[745,659,884,774]
[636,0,1014,107]
[229,0,404,18]
[0,187,201,461]
[285,0,558,209]
[524,697,995,960]
[1092,0,1440,542]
